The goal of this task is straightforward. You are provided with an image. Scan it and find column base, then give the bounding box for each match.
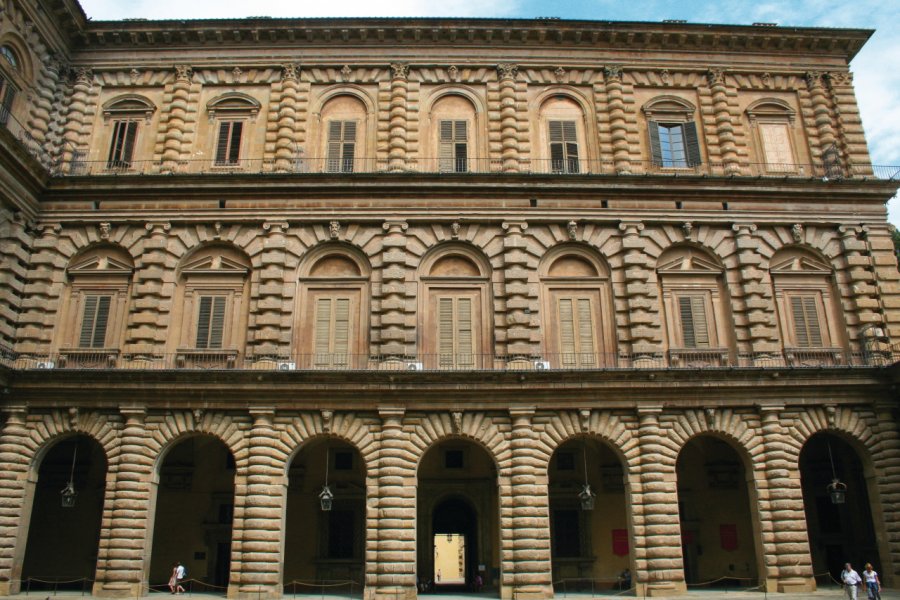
[94,582,144,597]
[505,585,553,599]
[777,577,816,593]
[637,580,687,597]
[229,584,284,599]
[365,586,415,600]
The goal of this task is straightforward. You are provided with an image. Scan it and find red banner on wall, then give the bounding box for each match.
[720,524,738,551]
[612,529,629,556]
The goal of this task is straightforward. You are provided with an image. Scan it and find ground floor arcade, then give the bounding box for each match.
[0,401,896,599]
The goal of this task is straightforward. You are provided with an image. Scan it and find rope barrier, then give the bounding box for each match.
[285,580,360,588]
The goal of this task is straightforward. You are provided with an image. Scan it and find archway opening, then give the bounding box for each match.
[548,437,631,592]
[21,435,107,591]
[676,436,759,588]
[800,433,880,584]
[417,439,499,594]
[149,435,235,593]
[283,438,366,593]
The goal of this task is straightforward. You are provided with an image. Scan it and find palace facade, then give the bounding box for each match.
[0,1,899,599]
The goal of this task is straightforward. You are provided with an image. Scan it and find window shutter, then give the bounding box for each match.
[648,122,662,165]
[684,122,701,166]
[576,298,595,365]
[196,296,213,348]
[438,297,454,365]
[78,295,99,347]
[227,121,243,164]
[803,297,823,347]
[342,121,356,172]
[215,121,231,165]
[439,120,454,171]
[457,297,473,365]
[209,296,226,348]
[558,298,576,366]
[455,120,468,141]
[679,296,710,348]
[333,297,350,360]
[0,75,14,124]
[679,296,696,347]
[790,296,824,348]
[122,121,138,166]
[91,296,111,348]
[454,120,468,172]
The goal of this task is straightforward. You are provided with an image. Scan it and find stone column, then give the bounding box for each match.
[605,65,631,174]
[16,223,63,354]
[731,223,780,360]
[161,66,192,174]
[369,408,416,600]
[501,222,537,362]
[706,69,740,175]
[826,71,872,175]
[232,408,284,598]
[805,71,837,169]
[838,225,881,341]
[497,64,520,173]
[273,65,301,173]
[632,408,685,596]
[59,67,92,172]
[250,222,291,360]
[27,54,62,166]
[0,405,30,595]
[756,405,815,592]
[125,222,173,358]
[507,408,552,599]
[378,221,412,359]
[869,402,900,586]
[95,407,153,597]
[0,211,32,348]
[388,64,409,171]
[618,221,660,364]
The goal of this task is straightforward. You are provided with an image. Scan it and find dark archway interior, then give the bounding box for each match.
[22,436,107,590]
[149,435,235,590]
[283,438,366,589]
[800,433,879,583]
[676,436,758,587]
[432,497,478,588]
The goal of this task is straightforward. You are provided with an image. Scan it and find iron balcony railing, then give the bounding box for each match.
[3,348,897,372]
[52,156,900,181]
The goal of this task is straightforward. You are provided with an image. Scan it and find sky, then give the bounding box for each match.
[78,0,900,226]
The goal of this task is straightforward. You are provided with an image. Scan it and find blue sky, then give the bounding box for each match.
[79,0,900,225]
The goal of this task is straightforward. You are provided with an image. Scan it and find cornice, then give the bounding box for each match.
[72,17,872,62]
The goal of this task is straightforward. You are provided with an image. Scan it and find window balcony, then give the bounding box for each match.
[3,350,894,372]
[47,155,900,181]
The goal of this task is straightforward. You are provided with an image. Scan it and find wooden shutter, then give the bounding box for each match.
[78,295,111,348]
[437,296,474,367]
[215,121,231,164]
[313,297,351,367]
[326,121,357,173]
[107,121,138,168]
[341,121,356,172]
[214,121,242,165]
[648,122,662,166]
[557,295,596,367]
[196,296,226,349]
[790,296,824,347]
[684,122,701,166]
[0,75,14,124]
[678,296,710,348]
[439,120,468,172]
[549,120,579,173]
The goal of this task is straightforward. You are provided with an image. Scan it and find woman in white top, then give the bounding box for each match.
[863,563,881,600]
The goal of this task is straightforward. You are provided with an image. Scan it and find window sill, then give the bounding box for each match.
[176,348,239,369]
[57,348,120,368]
[783,347,845,367]
[667,348,729,367]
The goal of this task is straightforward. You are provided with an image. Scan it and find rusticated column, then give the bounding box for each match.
[633,408,685,596]
[707,68,739,175]
[59,67,92,172]
[838,225,881,337]
[16,223,63,353]
[605,65,631,174]
[754,405,815,592]
[370,408,416,600]
[250,222,291,359]
[507,408,552,598]
[125,222,172,357]
[95,407,153,597]
[0,405,30,594]
[232,408,284,598]
[869,402,900,586]
[497,64,520,173]
[378,221,412,358]
[826,71,872,174]
[27,54,62,165]
[731,223,780,358]
[388,63,409,171]
[274,65,301,173]
[0,210,32,348]
[501,222,537,360]
[805,72,837,164]
[161,66,192,174]
[618,221,660,362]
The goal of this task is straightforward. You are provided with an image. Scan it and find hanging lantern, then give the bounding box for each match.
[827,478,847,505]
[319,484,334,511]
[60,444,78,508]
[578,483,595,511]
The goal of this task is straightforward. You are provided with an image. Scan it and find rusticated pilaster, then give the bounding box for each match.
[633,408,685,596]
[388,63,409,171]
[370,408,416,599]
[827,71,872,175]
[160,66,192,174]
[59,67,92,172]
[125,222,173,355]
[0,210,32,348]
[756,405,815,592]
[838,225,881,338]
[95,407,152,597]
[0,406,30,595]
[863,224,900,340]
[233,408,284,598]
[26,54,61,166]
[605,65,632,174]
[497,64,520,172]
[501,222,536,358]
[706,68,740,175]
[871,402,900,586]
[377,221,412,357]
[804,71,837,163]
[508,408,552,598]
[273,65,301,173]
[250,222,291,358]
[16,223,63,353]
[731,223,780,356]
[618,221,660,359]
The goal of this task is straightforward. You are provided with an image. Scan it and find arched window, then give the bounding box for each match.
[429,94,478,173]
[206,93,261,167]
[419,246,492,369]
[642,96,702,169]
[539,247,616,368]
[538,96,586,174]
[769,247,846,365]
[0,44,21,125]
[101,95,156,170]
[746,99,799,173]
[296,248,371,369]
[656,245,733,366]
[56,245,135,367]
[171,245,252,368]
[319,95,367,173]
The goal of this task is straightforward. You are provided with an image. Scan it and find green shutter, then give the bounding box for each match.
[196,296,213,348]
[679,296,710,348]
[648,122,662,166]
[684,122,701,167]
[214,121,231,165]
[227,121,243,164]
[792,296,823,348]
[79,296,98,347]
[92,296,111,348]
[209,296,226,348]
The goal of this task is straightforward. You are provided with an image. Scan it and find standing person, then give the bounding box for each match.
[863,563,881,600]
[168,563,178,594]
[841,563,863,600]
[175,562,186,594]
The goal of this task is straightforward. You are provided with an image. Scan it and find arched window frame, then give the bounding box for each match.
[100,95,156,170]
[295,245,372,369]
[746,98,799,173]
[424,89,486,174]
[206,93,261,168]
[418,245,493,369]
[656,245,733,366]
[56,245,135,367]
[533,90,595,174]
[0,43,24,126]
[312,89,376,174]
[538,245,616,368]
[642,96,703,170]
